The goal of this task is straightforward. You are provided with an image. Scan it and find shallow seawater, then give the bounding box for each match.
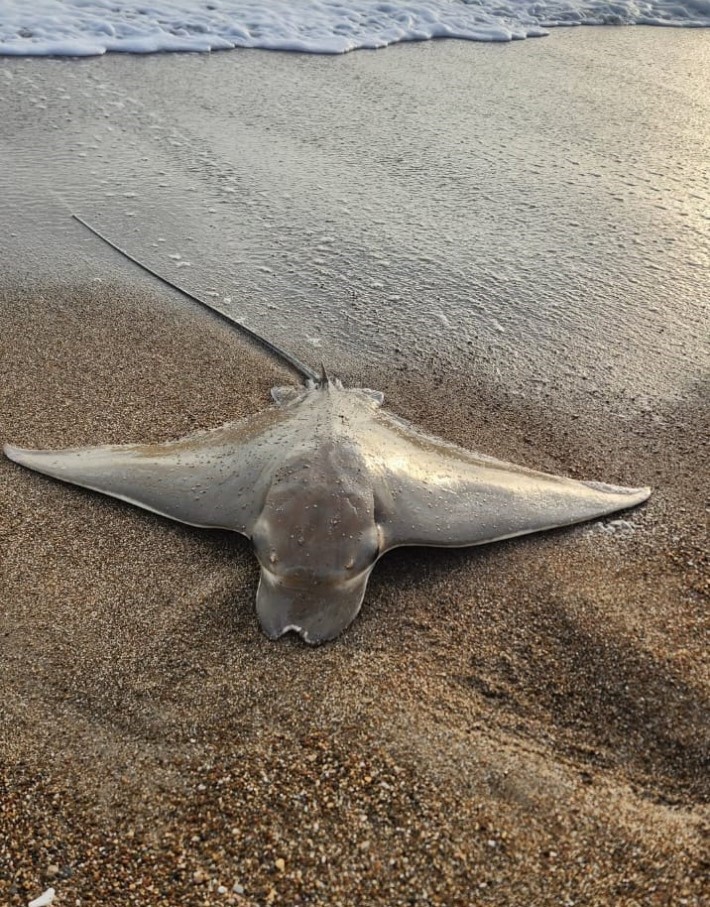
[1,27,708,415]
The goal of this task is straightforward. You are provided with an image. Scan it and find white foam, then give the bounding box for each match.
[0,1,707,58]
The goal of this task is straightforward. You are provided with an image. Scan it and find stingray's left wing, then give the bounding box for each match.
[368,411,650,552]
[4,407,291,535]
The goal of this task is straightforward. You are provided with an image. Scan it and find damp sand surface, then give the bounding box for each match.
[1,29,709,907]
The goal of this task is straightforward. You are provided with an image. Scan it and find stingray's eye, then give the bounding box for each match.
[269,550,279,565]
[344,557,355,570]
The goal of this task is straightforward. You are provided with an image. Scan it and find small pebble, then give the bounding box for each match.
[28,890,55,907]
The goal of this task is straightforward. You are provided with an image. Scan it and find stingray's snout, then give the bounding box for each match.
[255,567,372,645]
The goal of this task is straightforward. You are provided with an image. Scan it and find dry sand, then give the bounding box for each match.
[1,275,707,906]
[1,28,709,907]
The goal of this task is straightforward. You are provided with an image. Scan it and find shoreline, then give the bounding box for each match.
[1,28,708,907]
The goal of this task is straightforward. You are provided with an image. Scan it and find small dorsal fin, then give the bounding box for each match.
[319,363,331,387]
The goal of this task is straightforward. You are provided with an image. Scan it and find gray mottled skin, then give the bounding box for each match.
[4,377,650,644]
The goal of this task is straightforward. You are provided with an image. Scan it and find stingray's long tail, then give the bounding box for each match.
[71,212,318,383]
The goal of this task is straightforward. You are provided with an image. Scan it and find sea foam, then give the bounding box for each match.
[0,0,708,57]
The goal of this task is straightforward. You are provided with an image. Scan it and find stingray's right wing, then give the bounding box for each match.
[370,410,650,552]
[4,405,291,536]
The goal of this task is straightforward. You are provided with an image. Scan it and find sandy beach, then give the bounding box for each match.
[1,28,708,907]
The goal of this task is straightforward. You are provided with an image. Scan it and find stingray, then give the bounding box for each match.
[3,216,651,644]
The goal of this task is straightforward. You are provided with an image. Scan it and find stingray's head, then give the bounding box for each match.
[251,464,380,645]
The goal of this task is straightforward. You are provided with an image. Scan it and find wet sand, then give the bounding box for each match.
[1,29,709,907]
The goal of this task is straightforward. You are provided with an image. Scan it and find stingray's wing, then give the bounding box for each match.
[369,411,650,552]
[3,406,291,535]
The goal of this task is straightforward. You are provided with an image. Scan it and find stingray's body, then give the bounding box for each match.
[5,376,649,643]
